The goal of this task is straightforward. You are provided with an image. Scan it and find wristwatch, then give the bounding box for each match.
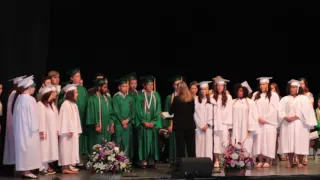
[207,124,211,127]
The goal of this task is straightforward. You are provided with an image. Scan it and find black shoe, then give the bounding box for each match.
[39,170,51,176]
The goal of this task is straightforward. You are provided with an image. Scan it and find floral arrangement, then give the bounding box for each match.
[86,139,131,174]
[220,141,254,170]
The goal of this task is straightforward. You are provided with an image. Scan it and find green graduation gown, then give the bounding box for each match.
[86,94,113,154]
[164,93,177,161]
[135,91,162,161]
[58,85,89,155]
[112,92,135,158]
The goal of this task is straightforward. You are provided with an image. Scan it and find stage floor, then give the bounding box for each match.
[2,158,320,179]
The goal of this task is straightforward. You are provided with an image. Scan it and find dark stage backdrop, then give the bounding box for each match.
[0,3,319,103]
[0,0,50,96]
[47,4,319,100]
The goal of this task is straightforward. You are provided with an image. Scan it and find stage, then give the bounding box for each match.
[1,158,320,179]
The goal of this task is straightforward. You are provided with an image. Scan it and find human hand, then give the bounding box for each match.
[258,117,266,124]
[122,119,129,126]
[40,132,46,140]
[168,126,173,133]
[144,122,150,128]
[149,122,155,128]
[109,125,115,134]
[68,132,73,138]
[202,125,208,132]
[96,125,102,133]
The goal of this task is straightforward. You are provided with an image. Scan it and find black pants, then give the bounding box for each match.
[175,129,195,158]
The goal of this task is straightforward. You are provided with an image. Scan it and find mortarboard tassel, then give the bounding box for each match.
[154,78,156,91]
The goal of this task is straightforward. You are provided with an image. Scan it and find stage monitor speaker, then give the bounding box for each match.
[171,157,213,178]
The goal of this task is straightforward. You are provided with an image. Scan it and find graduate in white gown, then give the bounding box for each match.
[3,75,26,165]
[13,75,41,179]
[58,84,82,174]
[212,77,232,168]
[278,79,317,168]
[194,81,215,160]
[252,77,280,168]
[231,82,259,156]
[38,85,59,175]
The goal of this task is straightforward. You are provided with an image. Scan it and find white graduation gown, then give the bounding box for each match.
[58,100,82,166]
[252,92,279,158]
[3,91,16,165]
[232,98,259,155]
[38,102,59,163]
[278,95,317,155]
[13,94,42,171]
[194,97,215,160]
[213,94,233,154]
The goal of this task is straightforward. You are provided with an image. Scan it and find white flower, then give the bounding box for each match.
[235,144,242,149]
[231,153,239,160]
[93,152,96,155]
[114,147,120,153]
[120,162,126,169]
[243,152,249,158]
[86,162,93,169]
[238,161,245,167]
[108,156,116,162]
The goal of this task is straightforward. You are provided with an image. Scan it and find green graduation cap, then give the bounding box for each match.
[124,72,137,81]
[115,77,128,86]
[66,68,80,77]
[169,75,184,84]
[140,75,155,84]
[94,78,107,87]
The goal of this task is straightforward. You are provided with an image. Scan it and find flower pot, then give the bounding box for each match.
[90,173,121,180]
[224,169,246,176]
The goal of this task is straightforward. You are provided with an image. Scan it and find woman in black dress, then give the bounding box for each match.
[169,81,196,159]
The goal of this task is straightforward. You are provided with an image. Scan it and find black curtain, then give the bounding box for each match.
[0,0,51,94]
[0,0,51,171]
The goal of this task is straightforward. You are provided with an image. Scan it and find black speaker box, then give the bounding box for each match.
[171,157,213,178]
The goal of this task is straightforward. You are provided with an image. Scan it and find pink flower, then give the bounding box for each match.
[230,160,237,167]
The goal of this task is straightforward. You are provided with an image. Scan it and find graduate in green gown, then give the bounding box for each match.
[112,77,135,158]
[135,75,162,168]
[86,78,114,154]
[163,75,183,163]
[125,72,140,166]
[57,68,89,166]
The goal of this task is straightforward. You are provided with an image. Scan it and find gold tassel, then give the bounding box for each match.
[154,78,156,91]
[266,83,268,91]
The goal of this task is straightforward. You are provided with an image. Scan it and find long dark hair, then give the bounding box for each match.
[65,90,76,103]
[286,84,304,95]
[213,84,227,107]
[270,83,280,97]
[299,78,309,93]
[11,86,27,114]
[254,83,272,102]
[233,83,249,99]
[198,92,211,104]
[40,91,55,109]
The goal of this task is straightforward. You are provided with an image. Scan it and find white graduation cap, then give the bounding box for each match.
[288,79,301,93]
[9,75,27,84]
[40,85,57,95]
[213,77,230,85]
[197,81,212,88]
[62,84,78,93]
[288,79,301,87]
[17,75,34,88]
[256,77,273,84]
[241,81,252,94]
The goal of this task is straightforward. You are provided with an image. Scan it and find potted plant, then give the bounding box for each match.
[220,141,254,176]
[86,138,131,179]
